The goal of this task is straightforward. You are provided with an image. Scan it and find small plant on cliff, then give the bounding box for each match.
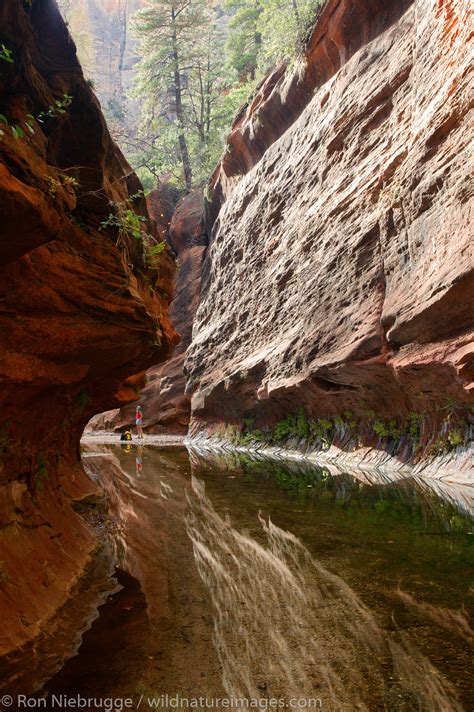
[273,414,297,441]
[46,177,61,196]
[447,429,464,447]
[371,418,402,440]
[296,408,310,439]
[60,173,79,190]
[0,113,27,141]
[0,92,72,142]
[37,93,73,122]
[101,200,166,266]
[101,206,147,240]
[404,412,422,441]
[0,43,14,64]
[34,453,49,493]
[144,241,166,264]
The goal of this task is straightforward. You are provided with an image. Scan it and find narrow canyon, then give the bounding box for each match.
[0,0,472,709]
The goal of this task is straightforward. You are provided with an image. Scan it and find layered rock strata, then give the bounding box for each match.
[186,0,473,463]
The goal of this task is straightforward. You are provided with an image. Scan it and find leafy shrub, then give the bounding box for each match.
[447,429,464,447]
[273,415,297,441]
[295,408,310,438]
[405,412,422,440]
[0,43,13,64]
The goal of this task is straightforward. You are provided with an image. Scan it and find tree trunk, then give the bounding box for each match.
[171,8,193,191]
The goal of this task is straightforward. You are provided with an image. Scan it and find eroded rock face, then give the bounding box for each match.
[89,190,206,434]
[136,192,205,433]
[187,0,473,453]
[0,0,176,663]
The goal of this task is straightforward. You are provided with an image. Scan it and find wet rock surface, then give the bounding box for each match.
[0,0,176,660]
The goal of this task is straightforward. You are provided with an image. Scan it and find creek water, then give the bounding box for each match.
[42,445,473,711]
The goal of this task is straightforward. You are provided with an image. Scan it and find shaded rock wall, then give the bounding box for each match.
[135,192,206,433]
[88,190,206,434]
[0,0,176,662]
[186,0,473,459]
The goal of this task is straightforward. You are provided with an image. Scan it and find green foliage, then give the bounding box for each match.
[11,124,24,139]
[145,241,166,265]
[224,0,324,77]
[101,0,324,192]
[404,412,422,440]
[24,114,35,134]
[343,410,357,429]
[131,0,241,190]
[101,207,146,240]
[101,197,166,268]
[46,177,60,196]
[447,429,464,447]
[0,114,26,141]
[34,454,49,493]
[371,418,401,440]
[256,0,323,69]
[37,93,73,122]
[223,0,262,81]
[218,403,471,463]
[0,43,14,64]
[0,94,72,141]
[273,414,297,441]
[60,173,79,190]
[296,408,310,438]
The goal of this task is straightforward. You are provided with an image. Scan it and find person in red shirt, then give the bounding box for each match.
[135,405,144,439]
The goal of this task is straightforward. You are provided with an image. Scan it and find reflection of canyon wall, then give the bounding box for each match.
[0,0,176,663]
[186,0,473,444]
[187,476,463,711]
[88,190,206,433]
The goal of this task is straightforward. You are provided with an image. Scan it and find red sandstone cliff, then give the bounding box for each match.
[88,189,206,434]
[186,0,473,462]
[0,0,176,670]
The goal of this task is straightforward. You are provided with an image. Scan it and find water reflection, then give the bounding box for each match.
[187,446,473,528]
[135,444,144,477]
[186,475,464,711]
[80,443,472,708]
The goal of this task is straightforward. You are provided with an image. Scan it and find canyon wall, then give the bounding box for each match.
[57,0,144,127]
[186,0,473,463]
[0,0,176,671]
[88,189,206,434]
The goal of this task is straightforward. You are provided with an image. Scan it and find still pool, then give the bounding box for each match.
[41,444,473,711]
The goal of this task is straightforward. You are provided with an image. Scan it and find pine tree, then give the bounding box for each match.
[223,0,262,81]
[132,0,210,191]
